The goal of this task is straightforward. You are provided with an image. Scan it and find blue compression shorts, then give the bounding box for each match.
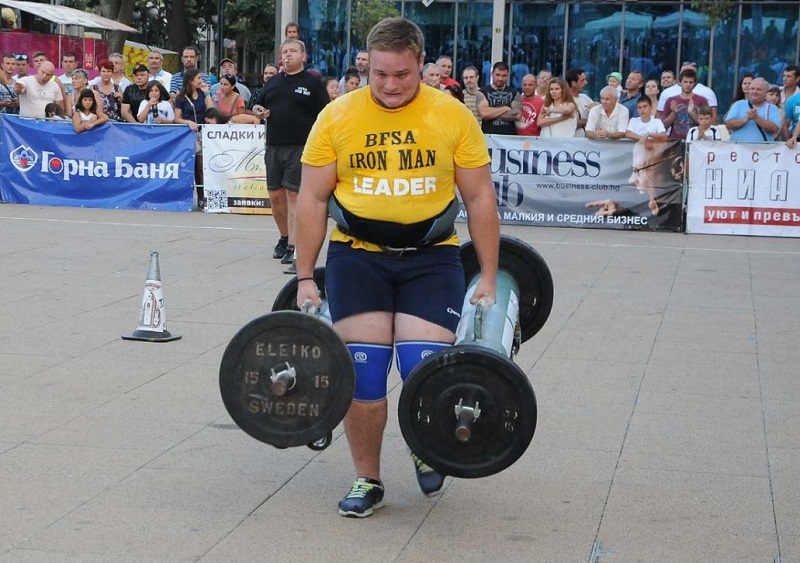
[325,242,466,333]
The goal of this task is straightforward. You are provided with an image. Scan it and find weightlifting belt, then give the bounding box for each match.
[328,195,458,252]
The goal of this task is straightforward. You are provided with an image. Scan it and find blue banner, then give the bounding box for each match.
[0,116,195,211]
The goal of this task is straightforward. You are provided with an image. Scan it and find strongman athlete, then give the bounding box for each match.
[294,17,499,518]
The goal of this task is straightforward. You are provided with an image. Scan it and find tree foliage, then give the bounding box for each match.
[690,0,735,27]
[351,0,400,48]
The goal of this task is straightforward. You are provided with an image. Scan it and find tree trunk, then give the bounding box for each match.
[165,0,191,58]
[98,0,135,55]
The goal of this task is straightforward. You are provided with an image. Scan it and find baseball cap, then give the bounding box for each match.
[606,72,623,82]
[132,63,148,73]
[220,57,236,67]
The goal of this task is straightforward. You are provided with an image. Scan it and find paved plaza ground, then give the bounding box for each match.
[0,204,798,562]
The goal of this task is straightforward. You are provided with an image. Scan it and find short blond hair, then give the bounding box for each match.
[366,17,424,59]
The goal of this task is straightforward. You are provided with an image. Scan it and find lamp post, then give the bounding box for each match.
[133,6,160,47]
[216,0,224,72]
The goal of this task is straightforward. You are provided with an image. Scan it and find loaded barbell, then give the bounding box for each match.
[218,236,553,476]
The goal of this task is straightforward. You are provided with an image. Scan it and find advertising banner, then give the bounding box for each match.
[0,116,194,211]
[202,124,271,215]
[686,140,800,237]
[457,135,685,231]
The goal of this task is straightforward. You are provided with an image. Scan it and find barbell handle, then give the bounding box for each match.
[300,299,319,316]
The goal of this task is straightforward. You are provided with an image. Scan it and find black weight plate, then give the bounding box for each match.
[219,311,354,448]
[398,345,537,478]
[461,235,553,343]
[271,267,327,312]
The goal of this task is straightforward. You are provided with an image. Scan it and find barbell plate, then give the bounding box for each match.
[461,235,553,343]
[219,311,354,448]
[398,345,537,478]
[271,267,327,312]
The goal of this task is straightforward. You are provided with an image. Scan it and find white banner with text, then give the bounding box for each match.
[686,140,800,237]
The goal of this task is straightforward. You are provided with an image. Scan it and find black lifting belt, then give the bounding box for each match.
[328,194,459,249]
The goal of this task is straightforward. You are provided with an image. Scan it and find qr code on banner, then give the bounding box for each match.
[205,189,228,212]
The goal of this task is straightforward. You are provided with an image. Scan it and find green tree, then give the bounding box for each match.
[351,0,399,48]
[691,0,736,88]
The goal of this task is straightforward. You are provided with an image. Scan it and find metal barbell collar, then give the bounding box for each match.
[454,398,482,442]
[269,362,297,396]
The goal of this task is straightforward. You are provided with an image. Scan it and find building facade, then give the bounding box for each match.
[290,0,800,115]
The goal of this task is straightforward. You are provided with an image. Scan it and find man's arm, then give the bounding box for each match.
[456,164,499,306]
[121,102,136,123]
[609,106,629,139]
[584,107,599,138]
[477,91,513,120]
[724,101,748,131]
[295,162,337,309]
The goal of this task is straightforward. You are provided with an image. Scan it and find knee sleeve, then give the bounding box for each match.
[348,343,393,401]
[395,341,452,382]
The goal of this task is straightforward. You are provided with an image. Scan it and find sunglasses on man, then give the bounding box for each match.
[15,54,28,61]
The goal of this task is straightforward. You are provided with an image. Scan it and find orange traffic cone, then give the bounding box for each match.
[122,251,182,342]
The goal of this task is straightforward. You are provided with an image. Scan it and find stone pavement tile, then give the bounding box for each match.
[667,282,753,310]
[91,322,232,364]
[0,357,176,442]
[0,443,155,491]
[30,417,206,452]
[0,321,120,358]
[753,295,800,334]
[644,341,759,398]
[756,334,800,362]
[0,353,66,383]
[769,447,800,539]
[145,420,322,482]
[543,329,655,364]
[87,363,225,425]
[660,304,756,333]
[395,447,619,563]
[619,399,766,477]
[199,438,437,563]
[530,408,633,453]
[562,310,665,339]
[759,361,800,403]
[781,535,800,563]
[0,445,158,553]
[763,399,800,450]
[656,327,757,355]
[74,468,282,518]
[0,478,98,554]
[597,468,778,562]
[20,504,244,561]
[0,549,191,562]
[673,268,754,293]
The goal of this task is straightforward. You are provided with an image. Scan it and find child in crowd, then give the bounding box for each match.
[137,80,174,124]
[626,96,667,142]
[606,72,623,97]
[72,88,109,133]
[325,77,339,101]
[44,103,67,120]
[686,105,720,141]
[204,107,260,125]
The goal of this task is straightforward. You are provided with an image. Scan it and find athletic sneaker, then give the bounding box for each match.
[411,452,445,496]
[272,237,288,260]
[338,477,385,518]
[281,245,295,265]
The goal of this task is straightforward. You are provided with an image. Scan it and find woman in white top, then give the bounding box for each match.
[537,78,577,138]
[137,81,175,124]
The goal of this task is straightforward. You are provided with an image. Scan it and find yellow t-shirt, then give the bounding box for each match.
[302,85,490,250]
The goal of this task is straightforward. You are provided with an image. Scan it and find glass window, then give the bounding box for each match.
[453,0,495,86]
[299,0,352,79]
[507,2,565,89]
[567,3,622,99]
[402,0,456,64]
